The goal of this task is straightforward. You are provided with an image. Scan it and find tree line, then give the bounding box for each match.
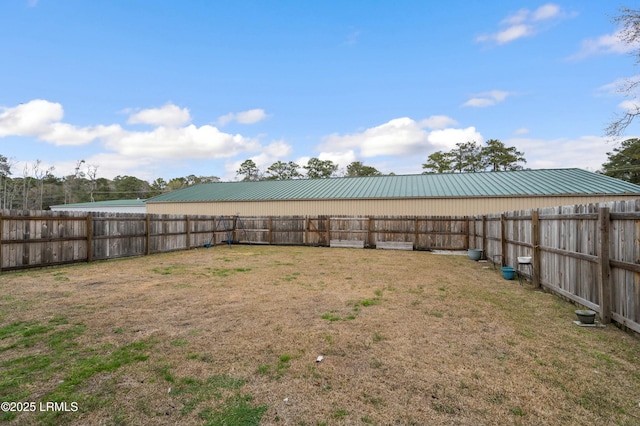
[237,139,528,181]
[0,157,220,211]
[0,138,541,210]
[4,135,640,211]
[234,158,382,181]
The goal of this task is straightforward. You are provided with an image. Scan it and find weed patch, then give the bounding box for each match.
[257,354,294,380]
[0,317,151,424]
[321,291,383,322]
[162,370,267,424]
[204,267,252,278]
[152,265,186,275]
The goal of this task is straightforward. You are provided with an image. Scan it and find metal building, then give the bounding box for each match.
[145,169,640,216]
[50,199,147,214]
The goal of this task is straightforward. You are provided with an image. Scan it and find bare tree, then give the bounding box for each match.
[0,155,14,209]
[64,159,85,204]
[606,7,640,137]
[22,163,31,209]
[87,164,98,202]
[32,160,55,210]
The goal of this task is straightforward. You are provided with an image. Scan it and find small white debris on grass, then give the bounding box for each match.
[316,355,324,362]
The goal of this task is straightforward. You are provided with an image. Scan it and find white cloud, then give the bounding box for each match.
[462,90,511,108]
[321,117,430,158]
[477,3,567,45]
[532,4,560,21]
[463,98,495,108]
[514,127,529,135]
[319,117,483,160]
[317,150,357,168]
[224,159,248,180]
[495,24,533,44]
[418,115,458,129]
[217,113,235,127]
[597,76,632,96]
[501,9,529,26]
[295,156,311,167]
[568,29,638,60]
[0,100,282,174]
[127,104,191,127]
[237,109,268,124]
[0,99,63,137]
[104,125,260,159]
[428,127,483,150]
[508,135,612,171]
[263,140,292,157]
[221,140,295,181]
[40,123,121,146]
[0,99,120,146]
[619,100,640,113]
[218,108,268,126]
[597,77,640,113]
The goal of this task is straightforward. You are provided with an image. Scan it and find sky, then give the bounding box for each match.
[1,0,639,183]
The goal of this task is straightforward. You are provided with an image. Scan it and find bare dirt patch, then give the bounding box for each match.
[1,245,640,425]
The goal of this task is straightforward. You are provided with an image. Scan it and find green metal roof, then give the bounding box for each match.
[50,199,146,208]
[146,169,640,203]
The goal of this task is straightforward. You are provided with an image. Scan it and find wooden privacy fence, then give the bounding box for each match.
[237,216,468,248]
[0,211,219,270]
[3,202,640,333]
[0,211,469,272]
[470,199,640,334]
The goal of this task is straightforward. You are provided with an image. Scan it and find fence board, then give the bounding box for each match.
[476,200,640,333]
[3,204,640,334]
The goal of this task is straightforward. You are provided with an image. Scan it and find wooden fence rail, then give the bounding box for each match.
[0,211,469,272]
[2,200,640,334]
[470,199,640,334]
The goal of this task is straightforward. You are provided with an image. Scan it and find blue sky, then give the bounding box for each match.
[0,0,637,182]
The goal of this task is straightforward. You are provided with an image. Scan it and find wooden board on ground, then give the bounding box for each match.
[376,241,413,251]
[330,239,365,249]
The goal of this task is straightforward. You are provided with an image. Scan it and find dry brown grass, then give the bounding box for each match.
[1,245,640,425]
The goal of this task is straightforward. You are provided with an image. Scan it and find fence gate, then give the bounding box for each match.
[306,216,329,246]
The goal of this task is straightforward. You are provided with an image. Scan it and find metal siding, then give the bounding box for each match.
[147,195,640,217]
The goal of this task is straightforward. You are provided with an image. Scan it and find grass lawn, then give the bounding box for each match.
[1,245,639,425]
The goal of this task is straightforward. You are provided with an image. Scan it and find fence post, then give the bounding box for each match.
[268,217,273,245]
[482,216,487,258]
[500,214,507,266]
[414,217,419,250]
[326,217,330,246]
[532,209,540,288]
[232,216,238,242]
[598,207,612,324]
[146,215,151,256]
[186,216,191,250]
[465,216,470,249]
[304,216,308,246]
[86,214,92,263]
